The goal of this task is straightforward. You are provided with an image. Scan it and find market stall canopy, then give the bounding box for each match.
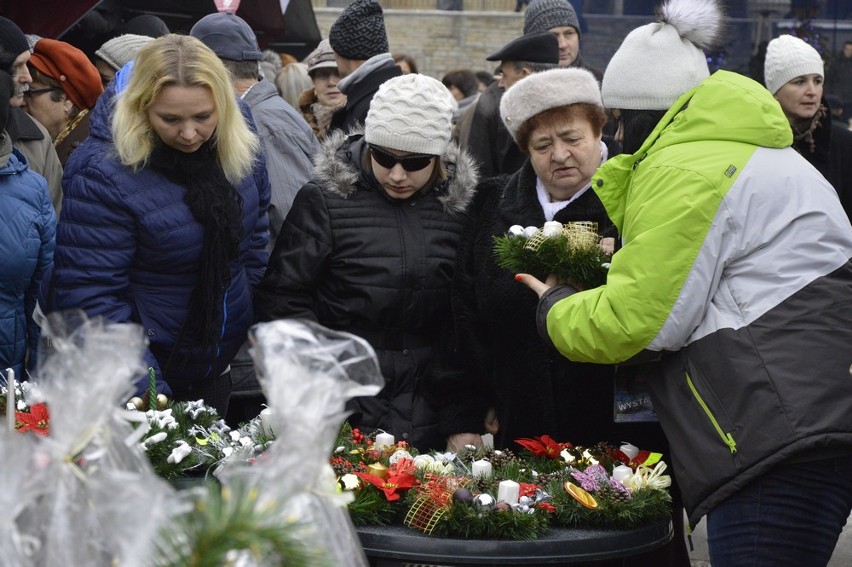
[0,0,321,59]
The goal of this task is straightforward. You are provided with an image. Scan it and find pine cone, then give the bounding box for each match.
[484,449,516,469]
[599,486,632,505]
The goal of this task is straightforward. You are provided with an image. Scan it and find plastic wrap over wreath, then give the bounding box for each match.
[0,311,174,567]
[220,319,384,567]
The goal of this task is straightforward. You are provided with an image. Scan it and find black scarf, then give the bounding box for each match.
[149,141,243,359]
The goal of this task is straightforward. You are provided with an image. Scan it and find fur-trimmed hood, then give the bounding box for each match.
[311,127,479,214]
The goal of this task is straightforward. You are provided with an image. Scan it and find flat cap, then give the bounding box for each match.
[486,32,559,65]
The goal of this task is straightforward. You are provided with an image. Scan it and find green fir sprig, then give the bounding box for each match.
[493,232,609,288]
[154,480,324,567]
[552,483,672,529]
[434,502,550,540]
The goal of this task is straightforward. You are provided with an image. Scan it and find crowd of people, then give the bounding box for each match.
[2,0,852,565]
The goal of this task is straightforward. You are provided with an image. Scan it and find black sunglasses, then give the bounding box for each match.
[23,87,61,98]
[369,145,434,172]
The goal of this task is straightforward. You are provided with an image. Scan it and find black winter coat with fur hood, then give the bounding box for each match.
[254,131,479,451]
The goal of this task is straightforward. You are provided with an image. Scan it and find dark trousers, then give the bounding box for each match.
[707,455,852,566]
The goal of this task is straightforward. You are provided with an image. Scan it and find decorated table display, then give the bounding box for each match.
[2,315,672,565]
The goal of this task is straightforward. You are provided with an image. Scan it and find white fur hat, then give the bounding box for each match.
[365,73,454,155]
[764,34,824,95]
[499,67,602,143]
[602,0,723,110]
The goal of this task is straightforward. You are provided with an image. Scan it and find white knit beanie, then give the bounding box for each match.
[764,34,824,95]
[95,34,155,72]
[602,0,723,110]
[500,68,602,143]
[365,74,454,155]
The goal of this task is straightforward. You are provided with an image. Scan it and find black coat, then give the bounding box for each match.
[330,62,402,133]
[430,157,671,453]
[254,131,479,451]
[793,102,852,221]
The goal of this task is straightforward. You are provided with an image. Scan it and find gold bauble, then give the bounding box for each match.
[128,397,145,411]
[367,462,389,479]
[156,394,169,410]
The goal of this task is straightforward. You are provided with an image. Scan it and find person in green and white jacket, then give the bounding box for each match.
[517,1,852,565]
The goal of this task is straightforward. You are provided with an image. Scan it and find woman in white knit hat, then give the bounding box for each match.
[515,0,852,565]
[765,34,852,221]
[254,73,479,452]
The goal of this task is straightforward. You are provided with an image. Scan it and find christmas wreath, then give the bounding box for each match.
[331,424,672,540]
[492,221,611,289]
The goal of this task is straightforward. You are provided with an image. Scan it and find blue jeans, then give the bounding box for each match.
[707,455,852,566]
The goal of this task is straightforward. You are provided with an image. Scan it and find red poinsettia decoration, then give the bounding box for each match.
[16,403,50,436]
[537,502,557,513]
[515,435,569,459]
[519,482,539,498]
[355,458,418,501]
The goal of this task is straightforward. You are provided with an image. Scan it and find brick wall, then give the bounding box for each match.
[313,8,765,80]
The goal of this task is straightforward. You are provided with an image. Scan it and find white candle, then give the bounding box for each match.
[497,479,520,505]
[259,407,274,436]
[620,442,639,461]
[480,433,494,449]
[471,459,493,479]
[6,368,14,432]
[612,464,632,483]
[375,432,395,450]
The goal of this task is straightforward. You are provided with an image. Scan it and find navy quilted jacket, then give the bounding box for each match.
[44,82,270,396]
[0,139,55,379]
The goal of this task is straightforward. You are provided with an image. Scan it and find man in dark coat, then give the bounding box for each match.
[327,0,402,133]
[464,0,601,178]
[465,33,558,180]
[0,16,63,213]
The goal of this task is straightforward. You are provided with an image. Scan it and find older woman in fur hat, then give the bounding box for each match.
[431,68,619,452]
[25,38,103,164]
[430,67,691,565]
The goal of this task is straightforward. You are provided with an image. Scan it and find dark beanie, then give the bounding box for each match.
[117,14,170,38]
[0,17,30,74]
[328,0,389,61]
[523,0,580,35]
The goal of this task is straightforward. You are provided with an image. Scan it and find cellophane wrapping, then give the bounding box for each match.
[0,312,174,567]
[218,319,384,567]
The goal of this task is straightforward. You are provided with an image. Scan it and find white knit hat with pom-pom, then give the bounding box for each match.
[602,0,724,110]
[365,73,454,156]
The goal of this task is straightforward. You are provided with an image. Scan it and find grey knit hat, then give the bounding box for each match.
[329,0,389,61]
[305,39,338,76]
[523,0,580,35]
[365,74,454,156]
[764,35,824,95]
[95,34,154,72]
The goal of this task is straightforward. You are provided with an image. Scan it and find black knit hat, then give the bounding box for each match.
[328,0,389,61]
[0,17,30,74]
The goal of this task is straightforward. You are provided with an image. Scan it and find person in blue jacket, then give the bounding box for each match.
[0,69,55,382]
[43,35,269,415]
